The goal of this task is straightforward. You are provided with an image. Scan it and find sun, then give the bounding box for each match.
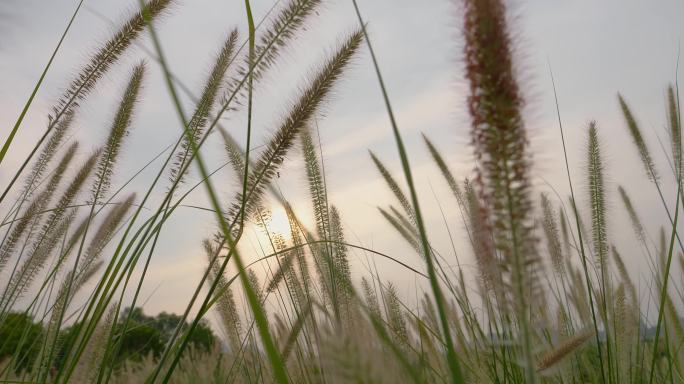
[265,206,292,238]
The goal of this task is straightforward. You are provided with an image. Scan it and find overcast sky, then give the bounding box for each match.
[1,0,684,322]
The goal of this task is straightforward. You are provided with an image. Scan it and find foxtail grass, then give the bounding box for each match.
[2,1,683,383]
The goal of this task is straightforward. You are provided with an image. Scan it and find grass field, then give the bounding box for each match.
[0,0,683,382]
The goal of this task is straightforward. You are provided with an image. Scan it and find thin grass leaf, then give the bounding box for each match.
[351,1,464,381]
[228,0,323,106]
[0,142,78,273]
[0,0,172,205]
[0,0,84,166]
[3,151,99,305]
[203,239,242,350]
[378,207,419,253]
[169,30,239,186]
[224,30,364,233]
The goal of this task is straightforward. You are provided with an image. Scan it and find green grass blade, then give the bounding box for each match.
[350,1,464,383]
[0,0,84,166]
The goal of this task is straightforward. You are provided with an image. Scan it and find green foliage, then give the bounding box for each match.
[119,307,216,356]
[112,319,165,363]
[0,313,43,372]
[50,307,215,374]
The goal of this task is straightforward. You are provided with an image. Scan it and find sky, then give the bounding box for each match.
[1,0,684,326]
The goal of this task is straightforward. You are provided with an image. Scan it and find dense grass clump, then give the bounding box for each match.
[0,0,683,383]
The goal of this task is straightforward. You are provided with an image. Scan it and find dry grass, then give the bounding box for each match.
[0,0,682,383]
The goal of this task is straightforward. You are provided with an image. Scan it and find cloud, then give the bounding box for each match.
[324,76,459,159]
